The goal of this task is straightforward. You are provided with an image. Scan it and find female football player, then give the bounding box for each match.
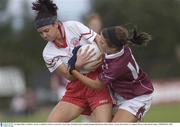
[71,26,154,122]
[32,0,112,122]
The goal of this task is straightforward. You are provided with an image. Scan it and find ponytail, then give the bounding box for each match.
[129,28,152,46]
[101,26,152,50]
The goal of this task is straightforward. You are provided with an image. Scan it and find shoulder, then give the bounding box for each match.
[124,45,132,54]
[42,42,56,59]
[63,20,85,27]
[63,20,90,36]
[42,42,69,60]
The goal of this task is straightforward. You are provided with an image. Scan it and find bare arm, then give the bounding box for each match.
[55,64,76,81]
[71,69,104,90]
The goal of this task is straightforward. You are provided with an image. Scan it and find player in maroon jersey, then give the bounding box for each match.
[71,26,154,122]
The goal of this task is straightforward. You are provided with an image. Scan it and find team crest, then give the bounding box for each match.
[71,38,80,47]
[136,105,146,121]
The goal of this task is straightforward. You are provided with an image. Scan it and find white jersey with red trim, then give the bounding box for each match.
[42,21,97,73]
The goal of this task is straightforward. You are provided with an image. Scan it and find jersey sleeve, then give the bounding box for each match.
[98,68,115,86]
[69,21,97,42]
[43,55,63,73]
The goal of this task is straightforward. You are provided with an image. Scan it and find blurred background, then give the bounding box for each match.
[0,0,180,122]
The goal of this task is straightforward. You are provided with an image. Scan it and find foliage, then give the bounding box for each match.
[0,0,8,10]
[0,20,45,71]
[0,2,48,87]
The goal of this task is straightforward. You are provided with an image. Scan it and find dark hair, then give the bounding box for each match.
[101,26,152,50]
[32,0,58,28]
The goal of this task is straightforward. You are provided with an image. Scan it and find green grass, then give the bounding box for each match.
[144,104,180,122]
[0,109,48,122]
[0,104,180,122]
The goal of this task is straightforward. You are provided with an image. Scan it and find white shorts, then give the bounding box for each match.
[112,93,153,120]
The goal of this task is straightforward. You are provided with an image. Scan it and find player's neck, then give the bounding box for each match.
[53,24,67,48]
[55,31,64,44]
[106,47,119,55]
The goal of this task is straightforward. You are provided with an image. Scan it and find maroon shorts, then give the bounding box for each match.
[61,69,112,115]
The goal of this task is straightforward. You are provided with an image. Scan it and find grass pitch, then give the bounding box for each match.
[0,104,179,122]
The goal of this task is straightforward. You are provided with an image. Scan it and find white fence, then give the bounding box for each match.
[0,67,26,97]
[152,80,180,104]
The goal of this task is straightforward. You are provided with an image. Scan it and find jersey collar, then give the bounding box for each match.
[105,47,124,59]
[53,23,67,48]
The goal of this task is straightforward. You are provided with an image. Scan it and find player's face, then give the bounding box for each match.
[100,35,108,52]
[37,24,58,42]
[100,34,118,54]
[100,34,114,54]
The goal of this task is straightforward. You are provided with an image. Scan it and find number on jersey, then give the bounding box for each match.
[127,52,139,80]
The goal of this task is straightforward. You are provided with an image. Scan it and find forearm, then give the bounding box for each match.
[55,64,76,81]
[72,70,103,90]
[65,72,76,81]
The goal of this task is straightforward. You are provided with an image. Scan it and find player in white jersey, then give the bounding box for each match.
[32,0,112,122]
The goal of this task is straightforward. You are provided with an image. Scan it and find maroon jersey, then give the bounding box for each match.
[98,46,154,99]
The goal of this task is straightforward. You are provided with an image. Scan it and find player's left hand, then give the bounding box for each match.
[75,45,95,70]
[86,52,104,71]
